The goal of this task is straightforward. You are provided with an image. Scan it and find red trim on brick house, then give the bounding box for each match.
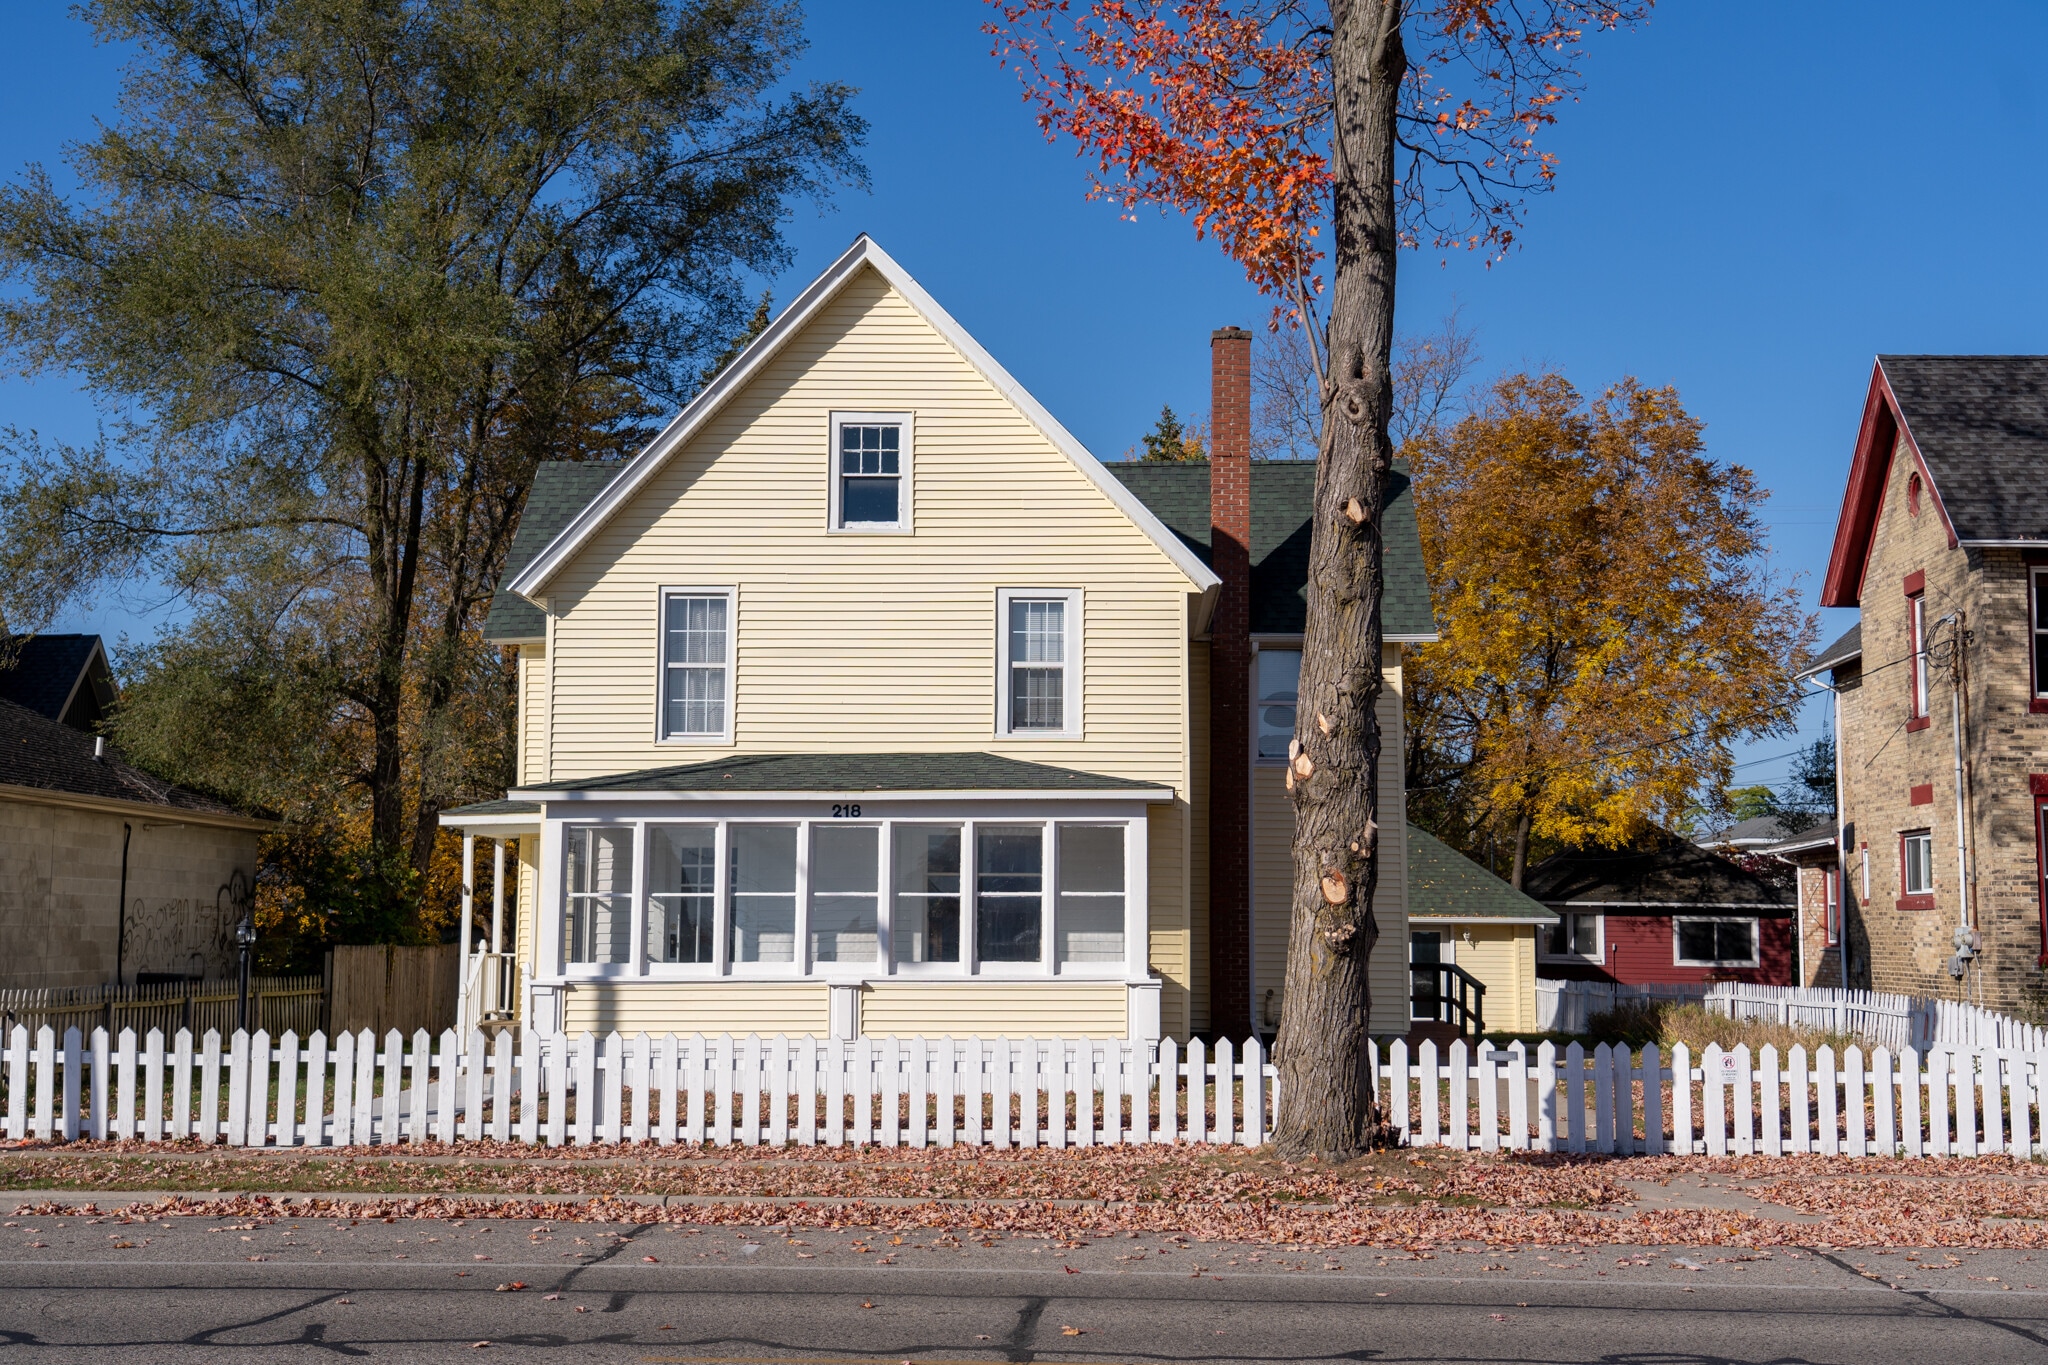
[2030,774,2048,797]
[1207,325,1253,1039]
[2036,798,2048,966]
[1897,830,1935,911]
[1902,569,1925,595]
[1822,362,1960,608]
[1910,783,1934,805]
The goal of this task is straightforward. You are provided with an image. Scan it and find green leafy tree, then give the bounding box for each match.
[0,0,865,947]
[1140,404,1206,461]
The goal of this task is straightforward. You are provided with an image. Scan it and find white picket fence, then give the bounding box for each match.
[1536,979,2048,1056]
[1,1025,1274,1149]
[7,1023,2048,1157]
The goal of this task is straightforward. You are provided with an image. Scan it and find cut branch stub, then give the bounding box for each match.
[1317,711,1333,735]
[1292,752,1314,779]
[1319,867,1349,905]
[1343,498,1365,524]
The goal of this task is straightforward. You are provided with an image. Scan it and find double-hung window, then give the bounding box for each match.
[647,824,716,964]
[1908,589,1929,720]
[1055,825,1126,965]
[1256,648,1302,760]
[830,412,911,531]
[810,824,880,964]
[660,589,733,742]
[1673,918,1758,968]
[2031,566,2048,704]
[1901,828,1935,903]
[893,825,962,964]
[998,589,1081,737]
[1543,912,1600,960]
[1824,867,1842,947]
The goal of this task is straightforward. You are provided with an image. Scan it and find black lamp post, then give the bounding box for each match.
[234,914,257,1033]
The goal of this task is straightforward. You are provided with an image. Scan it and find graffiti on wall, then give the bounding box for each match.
[126,870,251,980]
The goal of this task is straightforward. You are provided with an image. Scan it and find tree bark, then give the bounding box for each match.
[1273,0,1405,1159]
[1510,811,1533,891]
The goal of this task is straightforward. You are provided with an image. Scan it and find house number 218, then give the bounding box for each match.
[830,803,862,818]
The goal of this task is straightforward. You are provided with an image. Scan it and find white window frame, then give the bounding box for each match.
[559,821,641,980]
[828,410,914,534]
[1253,643,1303,766]
[1539,911,1603,963]
[641,820,725,978]
[1908,591,1929,718]
[807,819,886,979]
[654,585,736,746]
[1671,916,1761,969]
[995,588,1083,739]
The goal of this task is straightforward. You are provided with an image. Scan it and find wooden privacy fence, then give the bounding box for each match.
[8,1027,2047,1157]
[1,1027,1273,1149]
[0,977,322,1042]
[324,944,458,1039]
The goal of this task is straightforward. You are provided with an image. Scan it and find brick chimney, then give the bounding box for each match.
[1208,326,1253,1040]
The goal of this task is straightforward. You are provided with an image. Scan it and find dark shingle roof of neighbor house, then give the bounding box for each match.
[0,696,261,822]
[483,461,625,642]
[1798,622,1861,680]
[1698,814,1801,849]
[483,457,1437,643]
[0,633,116,732]
[1880,356,2048,542]
[1406,824,1556,921]
[1522,829,1794,915]
[1105,459,1434,637]
[441,798,542,818]
[518,752,1164,795]
[1762,820,1838,857]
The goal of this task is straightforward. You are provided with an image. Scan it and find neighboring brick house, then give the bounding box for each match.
[1809,356,2048,1013]
[1,639,270,989]
[1762,821,1843,987]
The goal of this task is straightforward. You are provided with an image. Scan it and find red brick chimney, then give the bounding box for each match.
[1208,326,1253,1040]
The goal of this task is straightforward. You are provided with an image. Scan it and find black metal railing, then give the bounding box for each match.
[1411,961,1487,1037]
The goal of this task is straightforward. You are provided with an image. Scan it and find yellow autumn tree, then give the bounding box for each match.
[1404,372,1817,887]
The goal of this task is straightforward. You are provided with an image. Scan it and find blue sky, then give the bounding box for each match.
[8,1,2047,790]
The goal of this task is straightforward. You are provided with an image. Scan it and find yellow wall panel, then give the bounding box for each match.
[560,982,830,1037]
[859,981,1127,1038]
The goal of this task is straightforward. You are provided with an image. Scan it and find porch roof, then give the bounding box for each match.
[509,751,1172,801]
[1405,824,1556,924]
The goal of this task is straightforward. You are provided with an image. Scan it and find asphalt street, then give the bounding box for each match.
[3,1214,2046,1363]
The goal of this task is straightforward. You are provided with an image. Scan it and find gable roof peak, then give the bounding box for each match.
[502,234,1220,606]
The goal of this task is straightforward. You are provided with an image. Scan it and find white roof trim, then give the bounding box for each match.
[506,235,1222,603]
[1409,914,1555,926]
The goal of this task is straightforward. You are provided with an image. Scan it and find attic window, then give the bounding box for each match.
[831,412,912,532]
[1907,471,1922,516]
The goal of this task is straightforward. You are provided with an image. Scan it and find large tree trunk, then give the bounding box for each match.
[1272,0,1405,1159]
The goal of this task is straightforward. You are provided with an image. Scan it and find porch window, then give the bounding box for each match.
[976,826,1044,962]
[1256,648,1302,760]
[660,590,732,741]
[647,824,716,964]
[1674,917,1759,968]
[810,824,880,963]
[1824,867,1842,947]
[893,824,961,964]
[564,826,633,965]
[1055,824,1125,964]
[998,590,1080,736]
[730,824,798,963]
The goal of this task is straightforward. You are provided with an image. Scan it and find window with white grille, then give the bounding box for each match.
[998,590,1080,737]
[830,412,912,531]
[660,590,733,741]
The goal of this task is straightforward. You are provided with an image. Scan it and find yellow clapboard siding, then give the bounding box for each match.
[537,264,1199,1024]
[1251,650,1410,1036]
[859,982,1127,1038]
[560,982,830,1037]
[518,644,547,786]
[1437,925,1537,1032]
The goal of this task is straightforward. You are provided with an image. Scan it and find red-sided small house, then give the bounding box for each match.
[1526,830,1796,987]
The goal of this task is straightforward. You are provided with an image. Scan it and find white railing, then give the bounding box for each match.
[0,1025,1274,1149]
[6,1023,2047,1157]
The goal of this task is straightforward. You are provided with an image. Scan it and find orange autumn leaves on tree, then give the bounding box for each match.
[985,1,1651,310]
[1404,373,1816,885]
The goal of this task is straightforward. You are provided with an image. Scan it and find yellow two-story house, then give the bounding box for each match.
[444,235,1474,1044]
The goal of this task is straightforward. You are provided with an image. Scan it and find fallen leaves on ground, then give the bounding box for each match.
[5,1142,2048,1249]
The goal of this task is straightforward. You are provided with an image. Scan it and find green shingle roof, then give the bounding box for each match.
[1406,823,1557,922]
[518,752,1165,795]
[441,798,541,818]
[483,461,625,642]
[1105,460,1435,637]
